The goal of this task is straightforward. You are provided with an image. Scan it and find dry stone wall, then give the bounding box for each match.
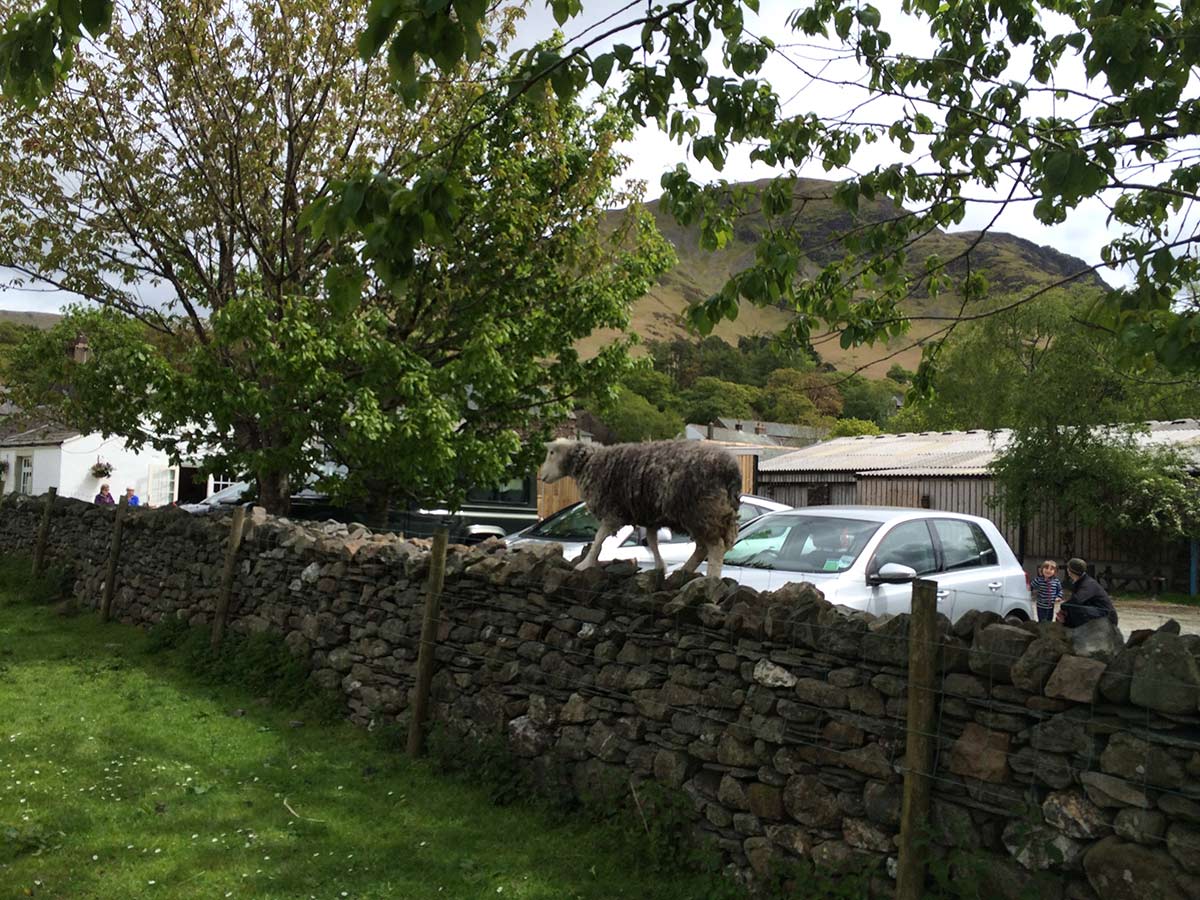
[4,492,1200,899]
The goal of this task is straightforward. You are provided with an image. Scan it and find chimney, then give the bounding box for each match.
[734,421,743,432]
[754,421,766,435]
[69,334,90,364]
[706,422,715,440]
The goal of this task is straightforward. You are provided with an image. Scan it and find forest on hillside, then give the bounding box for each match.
[586,288,1200,443]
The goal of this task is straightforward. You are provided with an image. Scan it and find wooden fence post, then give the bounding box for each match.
[407,527,449,757]
[896,578,940,899]
[98,495,128,623]
[32,487,57,576]
[211,505,248,650]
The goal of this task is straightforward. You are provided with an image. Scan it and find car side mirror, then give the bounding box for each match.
[868,562,918,585]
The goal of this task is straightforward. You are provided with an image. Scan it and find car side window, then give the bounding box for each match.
[872,520,937,576]
[933,519,998,571]
[738,502,767,526]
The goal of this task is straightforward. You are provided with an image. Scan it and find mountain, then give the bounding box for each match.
[585,177,1106,374]
[0,310,62,330]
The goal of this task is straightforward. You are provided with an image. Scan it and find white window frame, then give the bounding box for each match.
[16,455,33,495]
[148,466,178,506]
[207,473,239,497]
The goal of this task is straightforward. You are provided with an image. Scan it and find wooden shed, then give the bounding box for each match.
[755,421,1200,590]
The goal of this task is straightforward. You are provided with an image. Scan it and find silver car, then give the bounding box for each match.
[506,495,791,569]
[705,506,1033,622]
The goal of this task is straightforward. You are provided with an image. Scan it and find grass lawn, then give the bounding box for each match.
[0,556,732,900]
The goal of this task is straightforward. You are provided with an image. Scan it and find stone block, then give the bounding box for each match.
[1083,836,1189,900]
[1045,655,1108,704]
[1129,633,1200,715]
[970,624,1036,683]
[1043,789,1113,839]
[948,723,1011,783]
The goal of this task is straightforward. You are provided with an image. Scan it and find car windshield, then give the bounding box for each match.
[527,503,599,541]
[725,514,881,573]
[204,481,251,504]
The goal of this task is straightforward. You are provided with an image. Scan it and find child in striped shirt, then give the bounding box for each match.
[1030,560,1063,623]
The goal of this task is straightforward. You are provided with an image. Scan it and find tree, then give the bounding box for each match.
[11,0,1200,383]
[757,368,838,424]
[678,377,760,426]
[991,427,1200,556]
[1,0,671,515]
[828,418,881,438]
[621,367,679,413]
[595,387,684,443]
[892,289,1200,432]
[886,365,913,386]
[839,376,900,427]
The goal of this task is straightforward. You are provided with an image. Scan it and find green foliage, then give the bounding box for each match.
[426,725,532,807]
[143,616,341,720]
[596,387,685,442]
[838,375,901,426]
[9,0,1200,376]
[827,417,881,437]
[991,426,1200,547]
[759,368,841,422]
[679,376,761,425]
[897,289,1200,431]
[0,0,671,514]
[886,365,913,385]
[0,554,71,606]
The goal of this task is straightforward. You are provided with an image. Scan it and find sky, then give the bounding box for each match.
[0,0,1169,315]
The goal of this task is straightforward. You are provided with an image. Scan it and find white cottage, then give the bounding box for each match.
[0,424,199,505]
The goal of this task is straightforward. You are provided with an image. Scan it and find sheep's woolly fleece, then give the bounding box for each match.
[544,440,741,547]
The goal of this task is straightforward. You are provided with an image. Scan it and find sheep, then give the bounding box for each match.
[539,439,742,579]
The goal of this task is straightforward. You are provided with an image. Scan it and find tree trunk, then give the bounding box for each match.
[258,470,292,516]
[363,485,391,530]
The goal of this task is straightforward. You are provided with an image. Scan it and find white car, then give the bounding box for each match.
[706,506,1033,622]
[505,495,791,569]
[179,480,253,514]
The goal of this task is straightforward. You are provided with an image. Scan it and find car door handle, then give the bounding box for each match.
[988,581,1002,590]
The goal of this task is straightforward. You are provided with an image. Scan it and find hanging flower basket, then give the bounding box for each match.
[90,461,114,479]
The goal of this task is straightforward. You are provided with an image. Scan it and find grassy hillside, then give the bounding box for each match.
[0,309,61,329]
[586,178,1105,374]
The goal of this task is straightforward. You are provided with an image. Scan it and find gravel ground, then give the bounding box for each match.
[1114,599,1200,635]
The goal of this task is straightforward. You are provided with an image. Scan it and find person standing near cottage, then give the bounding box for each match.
[1030,560,1064,623]
[1056,558,1119,627]
[124,487,140,507]
[94,483,115,505]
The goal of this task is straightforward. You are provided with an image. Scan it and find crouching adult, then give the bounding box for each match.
[1055,557,1119,627]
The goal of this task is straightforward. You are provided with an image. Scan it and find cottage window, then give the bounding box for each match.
[15,455,32,495]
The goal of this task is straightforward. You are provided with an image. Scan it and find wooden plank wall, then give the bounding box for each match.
[854,475,1182,583]
[537,477,581,520]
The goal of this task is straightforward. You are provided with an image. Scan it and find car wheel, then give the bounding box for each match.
[1004,609,1030,623]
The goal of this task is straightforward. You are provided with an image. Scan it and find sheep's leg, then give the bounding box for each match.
[644,529,667,574]
[576,521,616,571]
[706,540,727,581]
[677,543,707,575]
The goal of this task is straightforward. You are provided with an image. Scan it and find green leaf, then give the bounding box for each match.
[79,0,113,37]
[591,53,614,87]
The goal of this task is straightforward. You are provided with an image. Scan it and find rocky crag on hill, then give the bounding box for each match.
[586,177,1107,374]
[3,491,1199,899]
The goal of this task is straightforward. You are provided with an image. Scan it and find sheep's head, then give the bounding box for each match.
[540,439,576,483]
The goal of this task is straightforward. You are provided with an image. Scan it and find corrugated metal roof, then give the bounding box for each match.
[759,420,1200,476]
